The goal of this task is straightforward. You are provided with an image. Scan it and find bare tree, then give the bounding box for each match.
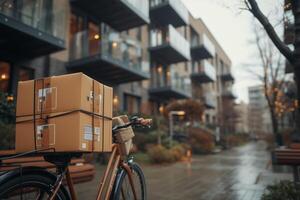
[247,26,287,145]
[244,0,300,141]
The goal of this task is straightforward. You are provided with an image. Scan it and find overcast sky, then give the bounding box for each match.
[181,0,283,103]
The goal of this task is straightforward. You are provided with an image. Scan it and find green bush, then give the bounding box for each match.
[147,144,186,164]
[0,92,15,124]
[0,92,15,150]
[261,181,300,200]
[189,128,215,154]
[148,145,173,163]
[0,122,15,150]
[170,144,186,161]
[133,131,157,152]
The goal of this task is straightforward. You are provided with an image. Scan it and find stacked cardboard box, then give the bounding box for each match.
[15,73,113,153]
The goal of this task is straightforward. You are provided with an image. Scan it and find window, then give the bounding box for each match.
[124,94,141,114]
[88,22,100,56]
[69,13,85,59]
[205,114,210,124]
[0,62,10,93]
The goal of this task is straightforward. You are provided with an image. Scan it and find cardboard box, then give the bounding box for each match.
[16,111,112,153]
[16,73,113,117]
[15,72,113,153]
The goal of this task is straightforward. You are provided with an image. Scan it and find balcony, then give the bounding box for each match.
[191,60,216,83]
[203,93,217,109]
[191,34,215,60]
[149,73,191,99]
[149,25,190,64]
[0,0,66,61]
[67,24,150,85]
[222,88,236,100]
[71,0,149,31]
[149,0,189,27]
[221,72,234,82]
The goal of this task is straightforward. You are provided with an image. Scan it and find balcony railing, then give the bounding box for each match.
[149,0,189,27]
[71,0,149,31]
[191,34,215,59]
[222,87,236,99]
[126,0,149,18]
[149,25,191,64]
[0,0,66,60]
[150,73,191,99]
[68,23,150,84]
[203,93,217,109]
[191,60,216,83]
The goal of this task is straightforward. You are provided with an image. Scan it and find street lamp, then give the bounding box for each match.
[169,110,185,147]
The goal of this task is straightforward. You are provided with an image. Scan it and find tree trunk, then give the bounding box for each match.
[292,1,300,141]
[270,107,282,146]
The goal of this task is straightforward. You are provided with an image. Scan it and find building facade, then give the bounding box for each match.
[0,0,235,135]
[234,101,249,134]
[248,85,272,135]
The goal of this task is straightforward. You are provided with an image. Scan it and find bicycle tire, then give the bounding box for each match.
[0,173,70,200]
[111,162,146,200]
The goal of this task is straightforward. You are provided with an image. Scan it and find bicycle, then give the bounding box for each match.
[0,116,152,200]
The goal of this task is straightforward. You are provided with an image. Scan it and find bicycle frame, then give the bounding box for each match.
[47,143,137,200]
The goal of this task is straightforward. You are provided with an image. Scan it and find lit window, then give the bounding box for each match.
[0,61,10,93]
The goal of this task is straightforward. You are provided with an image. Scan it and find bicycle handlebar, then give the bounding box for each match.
[112,117,152,133]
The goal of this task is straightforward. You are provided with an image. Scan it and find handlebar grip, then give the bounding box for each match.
[139,118,152,126]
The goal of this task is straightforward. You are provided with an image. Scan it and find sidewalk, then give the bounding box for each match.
[74,141,292,200]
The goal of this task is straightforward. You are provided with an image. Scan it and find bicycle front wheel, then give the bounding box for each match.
[111,162,146,200]
[0,172,69,200]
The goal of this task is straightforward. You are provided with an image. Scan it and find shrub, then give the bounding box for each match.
[170,144,186,161]
[147,144,186,164]
[261,181,300,200]
[189,128,215,154]
[0,122,15,150]
[133,131,157,152]
[0,92,16,150]
[147,145,174,163]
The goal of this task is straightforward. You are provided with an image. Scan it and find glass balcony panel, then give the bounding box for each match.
[190,33,215,59]
[150,65,191,98]
[192,60,216,82]
[0,0,66,40]
[149,0,188,25]
[126,0,149,18]
[69,23,149,77]
[204,92,217,108]
[150,25,190,62]
[168,25,190,59]
[202,34,216,56]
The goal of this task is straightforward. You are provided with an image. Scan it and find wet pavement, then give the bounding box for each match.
[75,141,292,200]
[145,141,292,200]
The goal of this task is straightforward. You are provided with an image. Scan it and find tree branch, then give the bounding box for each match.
[246,0,294,63]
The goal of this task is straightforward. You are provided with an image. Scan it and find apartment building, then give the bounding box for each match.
[147,0,191,114]
[187,16,235,133]
[248,86,272,135]
[234,101,249,134]
[0,0,236,135]
[0,0,151,112]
